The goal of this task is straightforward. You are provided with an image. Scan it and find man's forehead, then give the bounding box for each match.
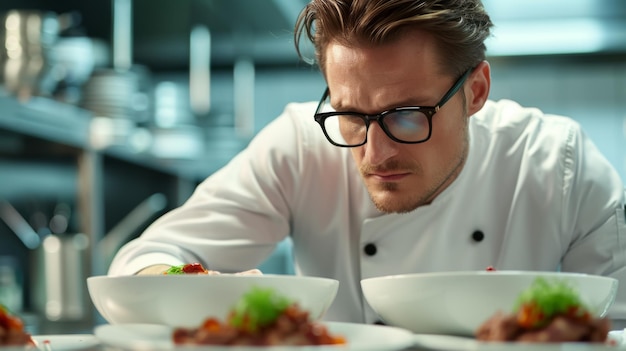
[323,29,446,73]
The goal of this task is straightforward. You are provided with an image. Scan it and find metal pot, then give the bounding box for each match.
[31,233,90,321]
[0,194,166,322]
[0,201,88,321]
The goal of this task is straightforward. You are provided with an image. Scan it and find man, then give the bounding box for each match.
[109,0,626,325]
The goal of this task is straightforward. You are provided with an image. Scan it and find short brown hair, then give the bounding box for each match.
[294,0,493,76]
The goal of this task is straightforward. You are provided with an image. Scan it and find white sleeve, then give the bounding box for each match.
[107,103,314,276]
[559,123,626,322]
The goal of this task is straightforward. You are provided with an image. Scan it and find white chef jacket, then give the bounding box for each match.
[109,99,626,324]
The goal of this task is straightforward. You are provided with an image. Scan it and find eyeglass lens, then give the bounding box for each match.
[322,110,430,146]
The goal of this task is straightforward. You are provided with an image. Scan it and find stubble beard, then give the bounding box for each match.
[364,128,469,214]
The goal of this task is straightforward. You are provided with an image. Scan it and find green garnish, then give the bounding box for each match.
[164,264,185,275]
[514,277,588,318]
[228,287,293,333]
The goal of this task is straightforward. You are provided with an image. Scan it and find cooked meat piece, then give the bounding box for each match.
[476,312,611,343]
[585,317,611,343]
[475,311,522,341]
[173,304,345,346]
[0,308,34,346]
[516,316,590,343]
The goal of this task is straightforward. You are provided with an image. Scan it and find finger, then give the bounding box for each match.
[234,269,263,275]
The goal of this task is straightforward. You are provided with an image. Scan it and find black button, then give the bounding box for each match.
[472,230,484,242]
[364,243,377,256]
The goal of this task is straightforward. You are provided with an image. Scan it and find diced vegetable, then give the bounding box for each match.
[164,265,185,275]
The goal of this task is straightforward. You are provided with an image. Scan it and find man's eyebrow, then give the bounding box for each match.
[334,96,435,113]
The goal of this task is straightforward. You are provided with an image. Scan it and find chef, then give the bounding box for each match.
[108,0,626,327]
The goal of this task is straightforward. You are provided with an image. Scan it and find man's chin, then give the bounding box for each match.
[370,191,421,214]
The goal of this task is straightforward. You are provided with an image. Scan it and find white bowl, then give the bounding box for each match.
[361,271,618,336]
[88,274,339,327]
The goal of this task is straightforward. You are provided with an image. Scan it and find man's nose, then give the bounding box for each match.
[363,123,399,165]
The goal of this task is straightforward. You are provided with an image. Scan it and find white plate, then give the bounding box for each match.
[32,335,100,350]
[0,335,99,351]
[413,330,626,350]
[0,346,34,351]
[94,322,415,351]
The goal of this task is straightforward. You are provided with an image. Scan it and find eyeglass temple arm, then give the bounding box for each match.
[315,87,331,114]
[435,68,474,111]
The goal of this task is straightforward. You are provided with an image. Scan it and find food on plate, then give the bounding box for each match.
[0,304,35,346]
[163,263,263,276]
[475,277,612,343]
[163,262,211,275]
[172,286,346,346]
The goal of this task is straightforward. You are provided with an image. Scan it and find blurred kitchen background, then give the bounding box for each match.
[0,0,625,335]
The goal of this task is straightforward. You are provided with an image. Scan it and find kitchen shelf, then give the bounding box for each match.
[0,94,91,149]
[0,93,240,180]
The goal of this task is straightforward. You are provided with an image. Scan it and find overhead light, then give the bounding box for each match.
[486,19,606,56]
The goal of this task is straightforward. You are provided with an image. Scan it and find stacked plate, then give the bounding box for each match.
[80,67,150,123]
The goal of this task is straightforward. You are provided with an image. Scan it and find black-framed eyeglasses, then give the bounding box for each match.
[313,68,473,147]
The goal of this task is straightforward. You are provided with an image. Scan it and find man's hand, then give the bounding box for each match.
[233,269,263,275]
[136,264,172,275]
[135,264,263,276]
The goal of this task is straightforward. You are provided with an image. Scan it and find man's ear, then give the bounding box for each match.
[465,60,491,116]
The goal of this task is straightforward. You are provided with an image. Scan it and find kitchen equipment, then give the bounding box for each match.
[0,194,167,322]
[45,36,109,105]
[31,232,89,321]
[80,66,151,124]
[0,10,80,100]
[96,193,167,273]
[0,200,85,321]
[0,255,23,313]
